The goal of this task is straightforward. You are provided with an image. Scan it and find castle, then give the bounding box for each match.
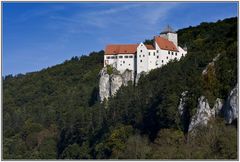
[104,26,187,76]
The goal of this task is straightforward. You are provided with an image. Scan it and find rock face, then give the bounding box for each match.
[188,96,212,132]
[202,54,220,75]
[99,67,133,102]
[122,70,134,86]
[99,67,110,102]
[110,75,123,96]
[178,91,188,116]
[211,98,223,117]
[223,85,238,124]
[188,85,238,132]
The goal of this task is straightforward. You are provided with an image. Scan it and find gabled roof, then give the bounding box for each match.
[105,44,138,55]
[154,36,178,52]
[145,44,155,50]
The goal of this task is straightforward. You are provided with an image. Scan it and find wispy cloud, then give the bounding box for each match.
[142,3,180,25]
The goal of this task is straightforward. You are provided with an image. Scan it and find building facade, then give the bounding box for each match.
[104,29,187,76]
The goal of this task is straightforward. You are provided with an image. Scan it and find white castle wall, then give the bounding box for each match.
[104,33,187,76]
[137,43,149,74]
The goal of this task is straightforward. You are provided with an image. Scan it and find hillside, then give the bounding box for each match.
[3,17,237,159]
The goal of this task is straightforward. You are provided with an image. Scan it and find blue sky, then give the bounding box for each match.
[3,2,238,76]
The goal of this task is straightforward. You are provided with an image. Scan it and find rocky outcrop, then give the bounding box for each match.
[178,91,188,116]
[202,54,220,75]
[122,70,134,86]
[223,85,238,124]
[110,75,123,96]
[188,85,238,132]
[99,67,110,102]
[99,67,133,102]
[211,98,223,117]
[188,96,212,132]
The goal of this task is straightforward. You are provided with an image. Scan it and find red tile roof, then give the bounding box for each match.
[105,44,138,55]
[145,44,155,50]
[154,36,178,52]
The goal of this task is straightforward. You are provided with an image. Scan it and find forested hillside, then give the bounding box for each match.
[3,17,237,159]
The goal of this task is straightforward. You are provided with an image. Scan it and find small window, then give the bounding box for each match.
[175,52,177,56]
[157,56,159,59]
[153,52,155,56]
[162,60,164,63]
[129,56,133,58]
[123,61,125,64]
[124,56,128,58]
[120,64,122,66]
[149,52,150,56]
[111,56,115,59]
[143,55,145,57]
[140,50,142,52]
[182,54,183,57]
[129,64,131,66]
[107,56,110,59]
[166,57,168,59]
[119,56,123,58]
[140,60,142,62]
[168,51,170,54]
[172,52,173,55]
[139,55,141,58]
[157,50,159,53]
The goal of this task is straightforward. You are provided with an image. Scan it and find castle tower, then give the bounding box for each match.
[160,25,178,48]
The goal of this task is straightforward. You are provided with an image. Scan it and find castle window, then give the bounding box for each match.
[143,55,145,57]
[182,54,183,57]
[120,64,122,66]
[123,61,125,64]
[140,60,142,62]
[139,55,141,58]
[129,64,131,66]
[129,56,133,58]
[153,52,155,56]
[111,56,115,59]
[157,56,159,59]
[175,52,177,56]
[162,60,164,63]
[107,56,110,59]
[166,57,168,59]
[168,51,170,54]
[124,56,128,58]
[157,50,159,53]
[172,52,173,55]
[140,50,142,52]
[149,52,150,56]
[119,56,123,58]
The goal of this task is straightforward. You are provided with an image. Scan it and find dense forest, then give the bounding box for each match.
[3,17,237,159]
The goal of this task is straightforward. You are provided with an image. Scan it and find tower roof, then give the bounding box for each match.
[154,36,178,52]
[160,25,176,34]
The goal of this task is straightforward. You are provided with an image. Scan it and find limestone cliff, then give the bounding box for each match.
[187,85,237,133]
[223,85,238,124]
[99,67,110,102]
[188,96,213,132]
[99,67,134,102]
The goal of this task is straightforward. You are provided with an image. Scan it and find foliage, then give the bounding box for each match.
[3,17,237,159]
